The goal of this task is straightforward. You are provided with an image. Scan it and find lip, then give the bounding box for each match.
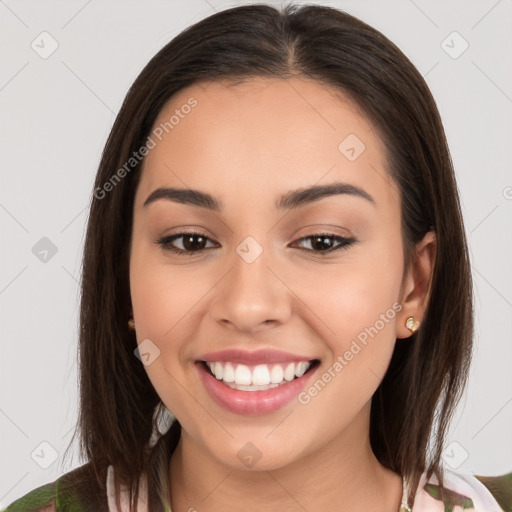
[196,359,320,415]
[197,348,315,365]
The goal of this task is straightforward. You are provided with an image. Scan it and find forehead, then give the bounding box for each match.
[136,77,398,213]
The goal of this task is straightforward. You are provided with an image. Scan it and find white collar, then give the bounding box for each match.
[106,465,149,512]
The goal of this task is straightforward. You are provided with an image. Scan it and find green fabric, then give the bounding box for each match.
[1,463,104,512]
[424,482,475,510]
[1,482,55,512]
[422,472,512,512]
[1,479,88,512]
[475,473,512,512]
[3,467,512,511]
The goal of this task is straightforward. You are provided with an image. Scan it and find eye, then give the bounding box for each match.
[156,231,217,255]
[290,232,356,254]
[156,231,356,256]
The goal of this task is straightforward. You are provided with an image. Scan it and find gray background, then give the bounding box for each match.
[1,0,511,506]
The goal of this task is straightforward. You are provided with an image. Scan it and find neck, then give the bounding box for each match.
[169,403,403,512]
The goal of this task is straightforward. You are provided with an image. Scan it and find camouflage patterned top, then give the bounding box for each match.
[2,462,511,512]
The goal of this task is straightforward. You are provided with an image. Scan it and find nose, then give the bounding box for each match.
[208,239,293,334]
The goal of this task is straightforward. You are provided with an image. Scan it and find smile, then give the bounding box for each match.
[205,360,313,389]
[196,359,320,415]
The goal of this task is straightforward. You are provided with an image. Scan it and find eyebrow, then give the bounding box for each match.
[143,182,375,211]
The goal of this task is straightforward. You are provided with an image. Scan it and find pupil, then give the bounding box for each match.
[312,236,332,251]
[184,235,205,251]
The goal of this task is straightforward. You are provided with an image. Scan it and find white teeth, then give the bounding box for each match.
[214,362,223,380]
[224,382,280,391]
[283,363,295,381]
[222,362,235,382]
[295,361,308,378]
[204,360,314,387]
[252,365,271,386]
[270,365,284,383]
[234,364,252,385]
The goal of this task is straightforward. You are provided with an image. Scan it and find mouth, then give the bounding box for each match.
[195,359,321,415]
[199,359,321,391]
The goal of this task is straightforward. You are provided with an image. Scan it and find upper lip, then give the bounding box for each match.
[198,349,317,365]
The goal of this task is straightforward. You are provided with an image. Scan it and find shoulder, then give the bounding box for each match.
[1,481,56,512]
[412,468,512,511]
[1,462,109,512]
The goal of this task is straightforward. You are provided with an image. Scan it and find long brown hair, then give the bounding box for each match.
[65,3,473,509]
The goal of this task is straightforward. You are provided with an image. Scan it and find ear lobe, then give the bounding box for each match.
[396,230,437,339]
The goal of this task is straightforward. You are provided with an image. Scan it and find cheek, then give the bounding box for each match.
[290,241,404,404]
[129,244,217,389]
[131,265,183,334]
[130,241,204,338]
[129,247,204,416]
[297,250,402,345]
[292,257,403,422]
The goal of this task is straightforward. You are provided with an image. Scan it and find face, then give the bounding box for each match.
[129,77,430,472]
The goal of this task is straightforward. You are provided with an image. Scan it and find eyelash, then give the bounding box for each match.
[156,231,356,256]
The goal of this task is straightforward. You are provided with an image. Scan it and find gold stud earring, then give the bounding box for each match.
[128,309,135,331]
[405,316,420,333]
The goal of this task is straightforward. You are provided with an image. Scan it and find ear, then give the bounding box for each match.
[396,230,437,339]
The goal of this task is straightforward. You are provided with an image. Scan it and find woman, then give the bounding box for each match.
[3,3,511,511]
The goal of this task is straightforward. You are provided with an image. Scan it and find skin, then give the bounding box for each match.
[129,77,436,512]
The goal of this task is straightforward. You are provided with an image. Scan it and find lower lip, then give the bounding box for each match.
[196,361,319,415]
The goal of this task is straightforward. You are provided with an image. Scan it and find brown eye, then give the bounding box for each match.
[157,232,216,255]
[292,233,356,254]
[156,231,356,256]
[180,233,208,251]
